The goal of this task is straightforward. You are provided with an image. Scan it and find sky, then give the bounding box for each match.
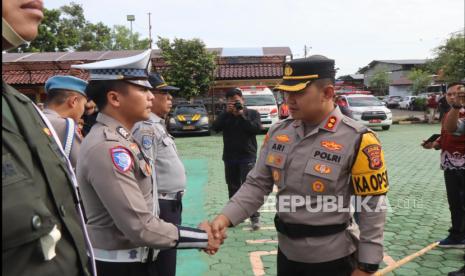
[46,0,464,76]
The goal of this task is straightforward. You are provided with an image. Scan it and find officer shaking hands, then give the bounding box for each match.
[211,55,389,276]
[73,51,224,276]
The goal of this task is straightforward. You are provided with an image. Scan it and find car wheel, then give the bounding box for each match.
[382,125,390,130]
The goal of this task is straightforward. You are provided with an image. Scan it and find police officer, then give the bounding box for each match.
[132,73,186,276]
[211,55,388,276]
[73,51,222,276]
[43,75,88,168]
[2,1,94,275]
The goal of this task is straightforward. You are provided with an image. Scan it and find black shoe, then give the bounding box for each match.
[448,266,465,276]
[251,217,261,231]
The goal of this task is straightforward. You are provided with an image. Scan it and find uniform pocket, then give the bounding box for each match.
[302,159,340,195]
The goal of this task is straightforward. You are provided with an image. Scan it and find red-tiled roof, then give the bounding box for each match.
[2,63,282,85]
[217,63,282,79]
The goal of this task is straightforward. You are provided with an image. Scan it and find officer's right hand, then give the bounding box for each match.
[421,140,434,149]
[211,214,230,240]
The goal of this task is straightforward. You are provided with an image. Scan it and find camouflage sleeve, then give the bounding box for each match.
[351,131,388,265]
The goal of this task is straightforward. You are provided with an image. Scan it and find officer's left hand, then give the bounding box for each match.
[351,268,375,276]
[198,221,224,255]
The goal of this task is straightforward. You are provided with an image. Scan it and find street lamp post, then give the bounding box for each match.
[126,15,135,49]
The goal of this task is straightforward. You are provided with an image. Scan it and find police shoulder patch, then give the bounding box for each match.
[110,147,133,173]
[142,135,153,150]
[351,132,388,196]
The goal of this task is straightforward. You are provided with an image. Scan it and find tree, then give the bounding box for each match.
[156,37,217,99]
[428,34,465,83]
[109,25,150,50]
[11,2,149,52]
[369,68,390,95]
[407,69,433,95]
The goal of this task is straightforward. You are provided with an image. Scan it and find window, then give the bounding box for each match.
[347,97,384,107]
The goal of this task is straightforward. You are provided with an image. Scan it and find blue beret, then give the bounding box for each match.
[45,75,88,96]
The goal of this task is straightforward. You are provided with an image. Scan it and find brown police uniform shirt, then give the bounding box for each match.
[43,108,82,169]
[77,113,180,250]
[222,107,388,264]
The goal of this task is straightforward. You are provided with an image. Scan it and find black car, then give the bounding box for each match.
[168,104,210,136]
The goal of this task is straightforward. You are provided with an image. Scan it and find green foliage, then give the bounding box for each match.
[428,34,465,83]
[413,97,427,111]
[11,2,150,52]
[156,37,217,99]
[369,68,390,95]
[407,69,432,95]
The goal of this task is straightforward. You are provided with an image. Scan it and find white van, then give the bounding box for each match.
[239,86,279,130]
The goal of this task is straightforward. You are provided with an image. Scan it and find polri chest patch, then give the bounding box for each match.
[142,135,153,150]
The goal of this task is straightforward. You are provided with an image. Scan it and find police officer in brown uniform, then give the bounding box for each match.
[211,55,389,276]
[43,75,88,168]
[73,51,222,276]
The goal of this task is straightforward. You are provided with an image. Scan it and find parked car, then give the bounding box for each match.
[398,96,417,110]
[337,94,393,130]
[385,96,402,108]
[168,103,210,136]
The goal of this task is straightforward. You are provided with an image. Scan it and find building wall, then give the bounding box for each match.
[364,63,402,87]
[389,85,411,97]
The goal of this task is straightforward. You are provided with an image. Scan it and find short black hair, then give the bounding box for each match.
[312,78,335,89]
[45,89,77,105]
[225,88,242,99]
[85,80,127,110]
[447,82,465,90]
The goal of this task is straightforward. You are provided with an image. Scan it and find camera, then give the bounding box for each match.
[234,100,243,111]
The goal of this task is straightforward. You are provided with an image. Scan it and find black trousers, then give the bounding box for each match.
[96,260,157,276]
[277,248,356,276]
[151,198,183,276]
[444,169,465,241]
[224,161,259,219]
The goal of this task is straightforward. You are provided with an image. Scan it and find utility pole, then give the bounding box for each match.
[148,12,152,49]
[127,15,135,49]
[304,45,307,58]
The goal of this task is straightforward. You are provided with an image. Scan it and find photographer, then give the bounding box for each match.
[213,88,263,230]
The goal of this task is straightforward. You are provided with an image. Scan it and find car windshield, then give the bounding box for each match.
[243,95,276,106]
[347,97,385,107]
[175,106,207,114]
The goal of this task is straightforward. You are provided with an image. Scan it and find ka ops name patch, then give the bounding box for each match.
[351,132,389,196]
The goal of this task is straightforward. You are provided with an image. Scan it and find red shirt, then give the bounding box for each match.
[438,110,465,170]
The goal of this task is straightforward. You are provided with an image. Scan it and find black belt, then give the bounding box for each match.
[274,214,349,238]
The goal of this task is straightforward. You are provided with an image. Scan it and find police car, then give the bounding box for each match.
[168,103,210,136]
[336,93,393,130]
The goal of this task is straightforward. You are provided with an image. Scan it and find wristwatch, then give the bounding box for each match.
[358,262,379,273]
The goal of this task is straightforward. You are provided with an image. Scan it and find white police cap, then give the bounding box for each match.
[71,50,153,89]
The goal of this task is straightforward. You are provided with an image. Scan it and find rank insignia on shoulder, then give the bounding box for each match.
[321,140,343,151]
[116,127,130,140]
[324,116,337,130]
[312,181,325,193]
[142,135,153,150]
[110,147,133,173]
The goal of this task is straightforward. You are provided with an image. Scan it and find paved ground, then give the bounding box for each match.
[172,123,463,276]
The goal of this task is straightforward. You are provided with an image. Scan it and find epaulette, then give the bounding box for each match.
[103,128,120,141]
[341,116,367,133]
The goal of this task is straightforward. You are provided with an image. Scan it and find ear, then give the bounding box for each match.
[322,85,335,101]
[107,90,122,108]
[67,95,78,108]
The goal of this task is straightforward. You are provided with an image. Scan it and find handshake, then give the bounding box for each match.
[197,214,231,255]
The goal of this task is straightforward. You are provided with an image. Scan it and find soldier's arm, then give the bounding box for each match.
[350,131,388,268]
[84,142,208,249]
[221,129,275,225]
